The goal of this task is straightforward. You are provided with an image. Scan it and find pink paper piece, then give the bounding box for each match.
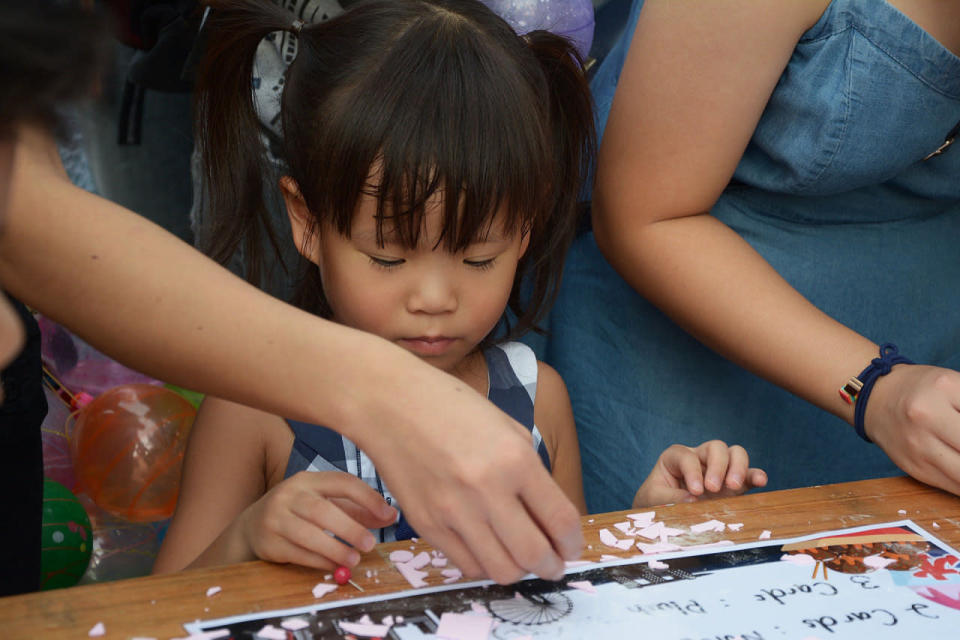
[781,553,816,566]
[431,555,449,567]
[627,511,656,524]
[281,618,310,631]
[409,551,432,570]
[338,620,391,637]
[863,554,896,570]
[648,559,669,570]
[689,519,726,534]
[600,554,621,562]
[389,550,415,563]
[614,521,637,535]
[636,541,682,555]
[898,509,907,515]
[436,612,494,640]
[442,568,463,584]
[205,585,222,597]
[88,622,105,637]
[728,522,744,531]
[759,530,772,540]
[567,580,597,594]
[382,615,394,626]
[934,522,941,528]
[312,582,338,599]
[598,528,635,550]
[255,625,287,640]
[471,601,490,614]
[396,561,430,588]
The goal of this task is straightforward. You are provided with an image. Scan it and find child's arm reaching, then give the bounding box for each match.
[152,398,396,573]
[534,362,588,515]
[633,440,767,508]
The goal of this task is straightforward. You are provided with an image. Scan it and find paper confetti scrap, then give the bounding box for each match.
[442,568,463,584]
[600,554,621,562]
[727,522,744,531]
[431,555,449,567]
[627,511,656,525]
[88,622,105,637]
[759,530,772,540]
[781,553,816,566]
[396,561,430,588]
[567,580,598,594]
[648,559,669,570]
[614,521,636,535]
[863,554,896,570]
[934,522,941,529]
[436,611,494,640]
[281,618,310,631]
[389,550,414,564]
[205,585,221,597]
[636,541,683,555]
[690,519,726,534]
[599,528,635,550]
[255,625,287,640]
[898,509,907,515]
[312,582,338,599]
[409,551,432,570]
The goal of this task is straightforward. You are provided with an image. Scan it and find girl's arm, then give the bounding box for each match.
[1,126,582,583]
[153,398,394,573]
[593,0,960,495]
[534,362,587,515]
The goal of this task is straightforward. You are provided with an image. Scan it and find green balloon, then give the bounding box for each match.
[163,383,205,409]
[40,479,93,590]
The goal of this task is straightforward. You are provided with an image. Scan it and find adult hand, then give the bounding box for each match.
[866,364,960,495]
[633,440,767,508]
[238,471,396,570]
[356,352,583,585]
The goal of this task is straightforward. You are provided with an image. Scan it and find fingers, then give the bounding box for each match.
[723,444,750,491]
[520,472,583,565]
[747,467,768,489]
[697,440,730,493]
[305,472,397,531]
[658,444,706,495]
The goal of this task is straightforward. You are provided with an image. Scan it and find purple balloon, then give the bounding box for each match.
[482,0,595,60]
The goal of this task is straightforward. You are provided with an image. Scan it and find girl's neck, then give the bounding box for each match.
[446,348,489,397]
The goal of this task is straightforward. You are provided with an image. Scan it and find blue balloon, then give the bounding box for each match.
[482,0,595,60]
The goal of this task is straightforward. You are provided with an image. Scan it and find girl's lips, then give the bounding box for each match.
[398,336,457,356]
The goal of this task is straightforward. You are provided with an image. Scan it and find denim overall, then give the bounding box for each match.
[542,0,960,512]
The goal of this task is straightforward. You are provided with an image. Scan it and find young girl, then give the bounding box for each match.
[153,0,765,576]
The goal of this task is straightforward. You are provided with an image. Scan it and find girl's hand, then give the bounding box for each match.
[866,364,960,495]
[237,471,396,569]
[633,440,767,508]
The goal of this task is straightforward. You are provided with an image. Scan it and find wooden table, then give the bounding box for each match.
[2,476,958,639]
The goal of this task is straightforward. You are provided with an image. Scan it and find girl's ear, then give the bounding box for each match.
[279,176,322,265]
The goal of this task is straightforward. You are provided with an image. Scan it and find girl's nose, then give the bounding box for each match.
[407,272,458,314]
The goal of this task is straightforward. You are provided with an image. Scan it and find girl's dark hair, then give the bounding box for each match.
[196,0,595,341]
[0,2,108,139]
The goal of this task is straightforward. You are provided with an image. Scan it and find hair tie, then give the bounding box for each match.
[838,343,914,443]
[291,19,304,34]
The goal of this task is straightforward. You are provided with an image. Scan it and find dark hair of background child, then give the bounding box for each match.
[195,0,595,342]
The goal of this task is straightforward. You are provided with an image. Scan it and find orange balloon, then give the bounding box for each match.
[70,384,196,522]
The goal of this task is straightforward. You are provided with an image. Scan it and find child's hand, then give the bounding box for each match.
[238,471,397,569]
[633,440,767,508]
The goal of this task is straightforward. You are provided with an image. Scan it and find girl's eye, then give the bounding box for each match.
[368,256,404,269]
[464,257,497,271]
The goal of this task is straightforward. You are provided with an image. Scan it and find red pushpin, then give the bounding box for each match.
[334,565,364,592]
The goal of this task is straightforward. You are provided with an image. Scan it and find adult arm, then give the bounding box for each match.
[1,125,582,582]
[592,0,960,494]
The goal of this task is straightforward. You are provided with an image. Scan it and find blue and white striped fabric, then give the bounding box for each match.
[283,341,551,542]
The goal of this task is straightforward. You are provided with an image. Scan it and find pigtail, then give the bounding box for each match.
[193,0,300,288]
[509,30,596,334]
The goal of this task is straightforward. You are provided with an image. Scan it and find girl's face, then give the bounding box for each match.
[283,179,528,377]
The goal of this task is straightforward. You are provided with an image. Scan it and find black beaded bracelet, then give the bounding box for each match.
[838,343,914,443]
